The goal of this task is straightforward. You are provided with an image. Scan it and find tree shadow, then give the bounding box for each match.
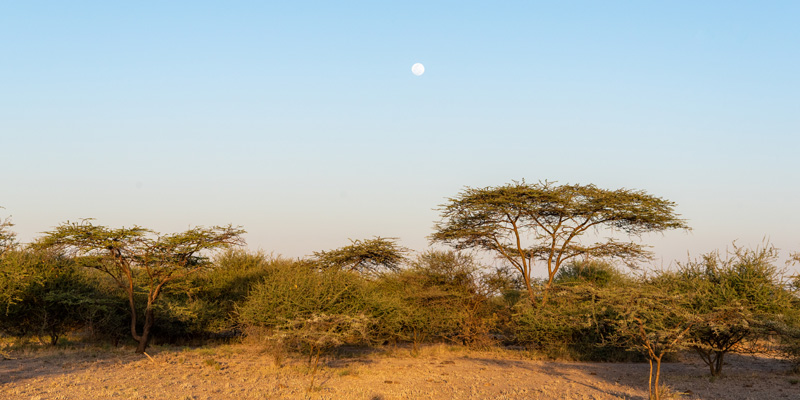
[467,357,646,399]
[0,345,155,386]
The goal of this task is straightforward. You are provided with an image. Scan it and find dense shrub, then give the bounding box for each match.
[157,249,276,339]
[664,245,796,376]
[374,250,498,347]
[237,250,502,350]
[238,258,373,328]
[236,256,398,358]
[0,249,114,345]
[512,261,638,361]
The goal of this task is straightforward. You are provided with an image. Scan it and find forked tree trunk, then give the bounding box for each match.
[695,347,726,377]
[646,354,665,400]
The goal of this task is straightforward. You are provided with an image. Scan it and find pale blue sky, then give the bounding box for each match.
[2,1,799,270]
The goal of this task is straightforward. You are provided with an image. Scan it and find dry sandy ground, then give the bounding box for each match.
[1,344,799,400]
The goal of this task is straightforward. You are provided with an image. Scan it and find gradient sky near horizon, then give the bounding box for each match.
[2,1,799,271]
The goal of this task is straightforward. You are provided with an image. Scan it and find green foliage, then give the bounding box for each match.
[601,281,697,400]
[554,259,629,288]
[180,249,276,336]
[238,250,500,349]
[35,220,246,353]
[312,237,408,275]
[237,256,392,383]
[375,250,497,348]
[666,244,795,376]
[775,313,800,371]
[511,277,636,361]
[431,180,689,305]
[0,210,16,257]
[238,258,373,328]
[0,249,37,312]
[78,271,130,345]
[0,249,113,345]
[603,282,696,356]
[512,289,583,356]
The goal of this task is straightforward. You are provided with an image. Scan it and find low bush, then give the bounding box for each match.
[238,258,373,329]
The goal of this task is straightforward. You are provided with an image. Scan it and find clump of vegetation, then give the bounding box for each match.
[156,249,277,341]
[237,258,373,329]
[511,260,636,361]
[667,244,795,376]
[0,210,16,257]
[376,250,498,349]
[0,249,89,345]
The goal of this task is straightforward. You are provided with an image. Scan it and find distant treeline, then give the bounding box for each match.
[2,181,800,399]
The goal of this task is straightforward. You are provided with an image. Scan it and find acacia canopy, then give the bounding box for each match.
[312,237,408,275]
[36,220,245,353]
[431,181,689,305]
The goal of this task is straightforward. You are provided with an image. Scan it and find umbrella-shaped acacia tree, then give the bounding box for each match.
[431,181,689,305]
[312,237,408,276]
[36,220,245,353]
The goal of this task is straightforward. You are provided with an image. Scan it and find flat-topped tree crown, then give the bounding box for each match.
[312,237,408,276]
[431,180,689,305]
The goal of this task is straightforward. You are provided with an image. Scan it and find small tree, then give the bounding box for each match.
[603,282,696,400]
[312,237,408,276]
[431,181,689,305]
[277,313,372,391]
[36,220,245,353]
[669,244,794,376]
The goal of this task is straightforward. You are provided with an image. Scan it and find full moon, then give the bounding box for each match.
[411,63,425,76]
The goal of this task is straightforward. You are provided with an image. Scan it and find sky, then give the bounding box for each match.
[2,1,799,272]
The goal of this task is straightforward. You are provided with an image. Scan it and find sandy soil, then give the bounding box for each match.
[1,344,799,400]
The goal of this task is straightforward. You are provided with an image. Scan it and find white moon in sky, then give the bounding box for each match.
[411,63,425,76]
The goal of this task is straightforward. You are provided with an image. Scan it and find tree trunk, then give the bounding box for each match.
[540,275,556,306]
[695,347,724,377]
[713,351,724,376]
[654,355,663,400]
[521,273,537,306]
[127,290,142,342]
[135,306,155,354]
[647,358,654,400]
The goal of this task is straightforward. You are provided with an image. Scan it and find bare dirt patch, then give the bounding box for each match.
[1,344,799,399]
